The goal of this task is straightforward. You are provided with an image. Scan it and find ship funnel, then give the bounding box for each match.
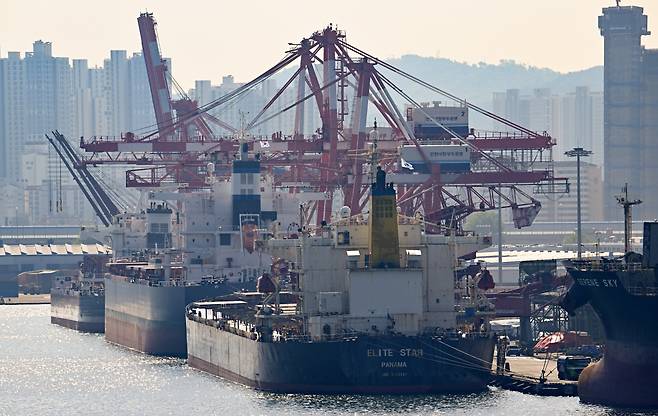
[368,167,400,268]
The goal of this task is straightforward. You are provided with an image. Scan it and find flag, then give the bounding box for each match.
[400,158,414,170]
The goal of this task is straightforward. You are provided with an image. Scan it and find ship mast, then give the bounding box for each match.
[616,183,642,254]
[369,120,379,183]
[237,111,249,161]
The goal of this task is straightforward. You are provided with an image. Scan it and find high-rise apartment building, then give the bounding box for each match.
[533,160,604,223]
[0,52,26,181]
[129,53,156,133]
[558,87,604,167]
[599,4,658,220]
[0,42,158,225]
[491,87,604,167]
[190,75,321,139]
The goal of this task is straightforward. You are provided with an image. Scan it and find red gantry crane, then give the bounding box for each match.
[74,20,567,230]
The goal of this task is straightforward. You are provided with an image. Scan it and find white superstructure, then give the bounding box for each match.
[264,213,492,340]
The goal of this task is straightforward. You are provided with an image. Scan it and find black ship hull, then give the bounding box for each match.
[186,315,496,394]
[562,263,658,407]
[105,277,253,357]
[51,291,105,333]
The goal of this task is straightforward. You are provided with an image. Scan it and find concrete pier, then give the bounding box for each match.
[504,356,560,381]
[491,355,578,396]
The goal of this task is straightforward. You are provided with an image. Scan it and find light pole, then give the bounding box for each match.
[565,147,592,259]
[497,183,503,284]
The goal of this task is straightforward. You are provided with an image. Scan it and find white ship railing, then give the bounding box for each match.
[625,285,658,296]
[569,261,646,272]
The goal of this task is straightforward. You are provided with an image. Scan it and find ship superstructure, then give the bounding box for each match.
[175,143,301,283]
[186,168,496,393]
[105,143,310,357]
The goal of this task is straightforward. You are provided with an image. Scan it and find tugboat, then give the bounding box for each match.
[562,186,658,407]
[186,166,497,393]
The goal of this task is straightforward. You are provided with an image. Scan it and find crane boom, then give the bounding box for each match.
[138,12,175,139]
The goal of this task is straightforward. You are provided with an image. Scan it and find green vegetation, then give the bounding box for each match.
[562,230,597,245]
[464,211,500,242]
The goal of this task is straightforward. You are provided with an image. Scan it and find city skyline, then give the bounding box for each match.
[3,3,658,413]
[0,1,655,227]
[3,0,658,89]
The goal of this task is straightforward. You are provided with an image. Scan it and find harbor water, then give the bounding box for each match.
[0,305,648,416]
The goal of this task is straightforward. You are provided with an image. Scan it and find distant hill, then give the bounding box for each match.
[273,54,603,128]
[385,55,602,104]
[385,55,603,128]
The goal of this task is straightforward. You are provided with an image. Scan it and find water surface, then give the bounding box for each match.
[0,305,649,415]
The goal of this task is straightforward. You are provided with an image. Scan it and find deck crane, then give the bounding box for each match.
[46,131,124,227]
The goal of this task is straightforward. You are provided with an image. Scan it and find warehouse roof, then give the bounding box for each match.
[0,243,111,257]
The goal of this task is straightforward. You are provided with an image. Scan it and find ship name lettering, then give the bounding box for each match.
[602,279,618,288]
[381,361,407,368]
[399,348,423,357]
[576,278,600,287]
[367,348,394,357]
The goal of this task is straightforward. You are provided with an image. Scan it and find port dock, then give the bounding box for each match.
[490,356,578,396]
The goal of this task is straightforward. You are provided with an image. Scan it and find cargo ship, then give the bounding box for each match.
[186,167,497,393]
[105,255,246,356]
[51,255,108,332]
[562,193,658,407]
[105,143,306,357]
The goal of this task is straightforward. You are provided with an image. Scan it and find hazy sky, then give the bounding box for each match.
[2,0,658,88]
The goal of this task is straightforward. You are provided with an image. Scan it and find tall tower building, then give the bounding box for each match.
[128,52,156,132]
[640,48,658,218]
[0,52,25,180]
[72,59,94,138]
[599,5,651,219]
[108,50,130,135]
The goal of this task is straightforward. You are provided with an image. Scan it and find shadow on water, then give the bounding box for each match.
[589,407,658,416]
[254,390,500,415]
[253,387,658,416]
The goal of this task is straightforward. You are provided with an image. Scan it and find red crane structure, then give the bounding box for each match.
[76,20,567,230]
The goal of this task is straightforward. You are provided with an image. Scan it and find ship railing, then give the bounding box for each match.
[188,313,256,335]
[277,330,376,343]
[121,277,189,287]
[570,260,645,272]
[346,260,423,271]
[625,285,658,296]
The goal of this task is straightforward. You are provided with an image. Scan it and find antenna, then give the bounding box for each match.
[369,119,379,184]
[616,183,641,254]
[237,111,249,160]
